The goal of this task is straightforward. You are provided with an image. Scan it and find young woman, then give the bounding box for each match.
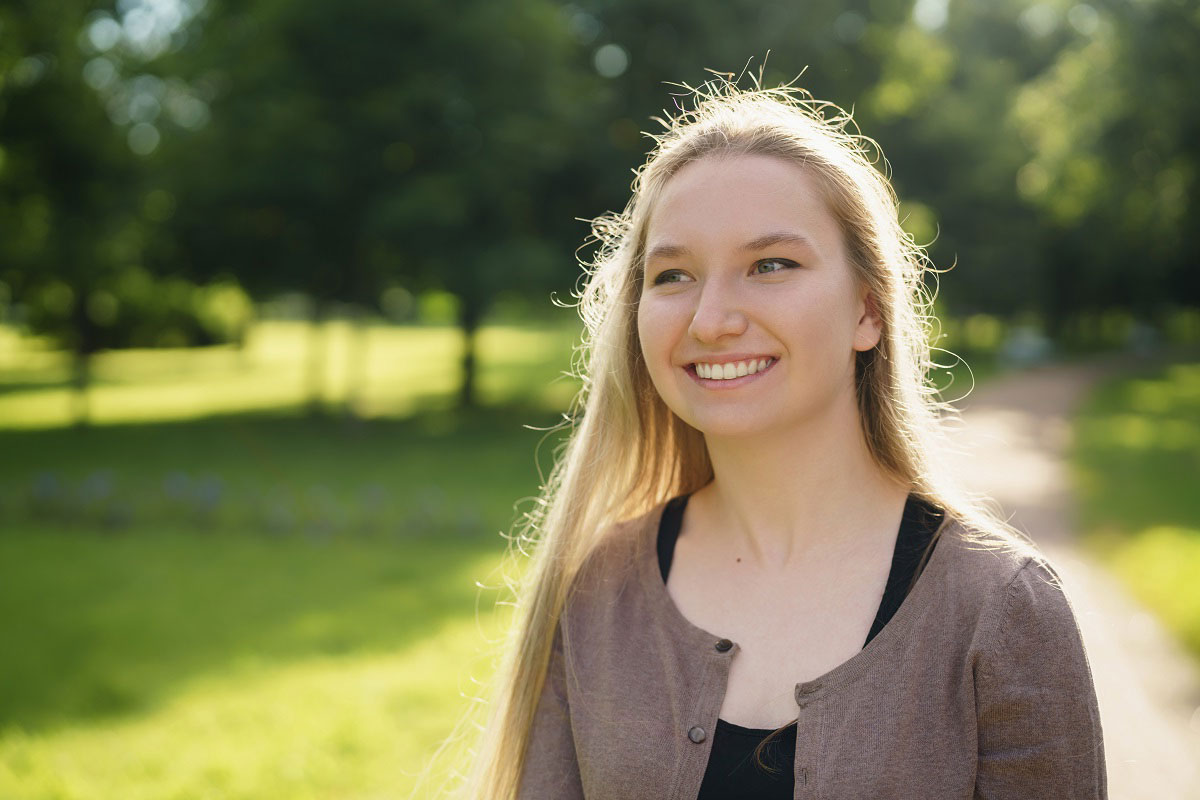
[459,78,1107,799]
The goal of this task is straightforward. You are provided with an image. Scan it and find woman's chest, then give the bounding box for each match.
[560,546,978,799]
[664,541,893,728]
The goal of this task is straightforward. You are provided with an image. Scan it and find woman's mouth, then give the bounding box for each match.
[685,357,778,389]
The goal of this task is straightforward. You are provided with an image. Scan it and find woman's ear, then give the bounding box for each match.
[853,289,884,352]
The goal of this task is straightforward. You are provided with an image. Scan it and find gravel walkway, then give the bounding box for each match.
[944,352,1200,799]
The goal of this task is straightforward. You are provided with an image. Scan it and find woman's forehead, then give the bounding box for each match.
[645,153,842,263]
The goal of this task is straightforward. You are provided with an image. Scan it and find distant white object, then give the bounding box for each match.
[999,325,1054,367]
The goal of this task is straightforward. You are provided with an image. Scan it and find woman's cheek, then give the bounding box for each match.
[637,308,665,385]
[639,302,684,401]
[638,298,669,351]
[635,301,653,361]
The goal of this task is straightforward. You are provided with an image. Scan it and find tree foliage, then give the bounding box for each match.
[1,0,1196,415]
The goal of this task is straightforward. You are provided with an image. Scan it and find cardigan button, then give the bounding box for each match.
[714,638,733,652]
[687,725,706,743]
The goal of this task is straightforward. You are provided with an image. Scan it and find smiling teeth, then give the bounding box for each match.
[695,358,775,380]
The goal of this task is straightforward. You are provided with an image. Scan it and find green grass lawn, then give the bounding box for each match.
[0,409,552,799]
[0,409,558,798]
[0,526,512,799]
[0,317,1008,799]
[1070,353,1200,658]
[0,320,582,799]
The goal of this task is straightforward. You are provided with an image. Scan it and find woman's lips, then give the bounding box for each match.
[684,358,778,389]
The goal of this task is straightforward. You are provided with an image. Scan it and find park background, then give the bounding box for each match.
[1,0,1198,797]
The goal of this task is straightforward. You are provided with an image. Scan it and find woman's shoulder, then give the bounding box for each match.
[936,514,1052,579]
[569,501,662,590]
[936,519,1096,696]
[932,515,1083,633]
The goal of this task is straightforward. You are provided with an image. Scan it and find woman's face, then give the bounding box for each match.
[636,153,882,439]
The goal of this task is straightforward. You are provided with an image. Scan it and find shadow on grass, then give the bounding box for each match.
[0,402,572,507]
[0,377,73,396]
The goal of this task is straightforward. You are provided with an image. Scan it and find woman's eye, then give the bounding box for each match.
[652,270,687,285]
[651,259,797,285]
[754,258,798,275]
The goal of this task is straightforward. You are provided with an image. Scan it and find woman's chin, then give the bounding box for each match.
[687,414,785,440]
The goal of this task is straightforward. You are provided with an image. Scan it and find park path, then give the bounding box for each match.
[943,352,1200,799]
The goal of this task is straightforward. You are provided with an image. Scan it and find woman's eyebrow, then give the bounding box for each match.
[741,231,818,253]
[645,231,818,263]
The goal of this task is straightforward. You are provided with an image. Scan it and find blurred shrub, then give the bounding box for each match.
[379,285,416,323]
[20,266,253,349]
[483,290,570,325]
[416,290,460,326]
[1162,307,1200,345]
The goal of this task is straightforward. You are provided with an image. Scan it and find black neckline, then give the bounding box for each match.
[656,491,945,736]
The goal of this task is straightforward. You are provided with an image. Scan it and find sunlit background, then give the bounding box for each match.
[1,0,1198,797]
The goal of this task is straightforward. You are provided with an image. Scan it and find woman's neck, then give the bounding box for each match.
[693,392,909,570]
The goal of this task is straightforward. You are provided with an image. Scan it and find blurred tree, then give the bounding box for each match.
[1013,0,1200,326]
[0,1,143,426]
[8,0,1192,429]
[850,0,1074,321]
[854,0,1199,338]
[151,0,606,413]
[0,1,241,426]
[565,0,919,219]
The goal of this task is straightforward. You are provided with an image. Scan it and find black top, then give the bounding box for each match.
[656,492,945,799]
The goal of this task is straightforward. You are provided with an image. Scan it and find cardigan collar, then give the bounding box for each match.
[633,495,960,702]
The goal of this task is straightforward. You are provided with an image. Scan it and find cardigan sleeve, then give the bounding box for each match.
[974,557,1108,798]
[517,621,585,800]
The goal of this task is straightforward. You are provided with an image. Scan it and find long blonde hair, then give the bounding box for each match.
[432,74,1032,799]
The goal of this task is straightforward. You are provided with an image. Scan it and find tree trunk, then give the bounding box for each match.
[457,298,484,410]
[69,292,98,429]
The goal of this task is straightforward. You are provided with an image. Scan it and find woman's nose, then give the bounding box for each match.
[687,281,749,343]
